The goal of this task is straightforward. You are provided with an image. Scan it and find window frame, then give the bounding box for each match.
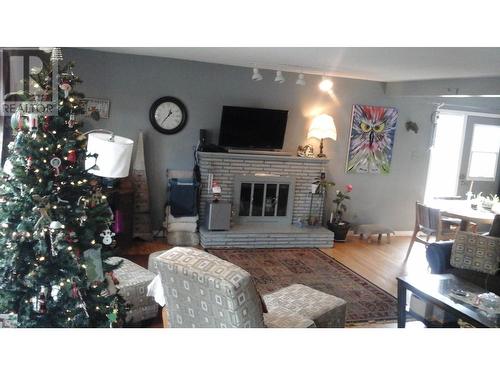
[466,123,500,182]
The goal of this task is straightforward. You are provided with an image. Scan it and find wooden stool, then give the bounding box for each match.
[355,224,395,244]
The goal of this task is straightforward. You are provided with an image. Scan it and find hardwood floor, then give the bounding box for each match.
[320,235,429,328]
[321,235,430,298]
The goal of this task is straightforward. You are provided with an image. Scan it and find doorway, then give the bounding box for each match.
[424,110,500,202]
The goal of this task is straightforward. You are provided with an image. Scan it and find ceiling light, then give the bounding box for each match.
[274,70,285,84]
[319,76,333,92]
[296,73,306,86]
[251,68,263,81]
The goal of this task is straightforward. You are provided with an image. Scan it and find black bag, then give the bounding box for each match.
[168,178,199,217]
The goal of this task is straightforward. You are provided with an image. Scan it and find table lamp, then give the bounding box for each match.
[84,129,134,178]
[307,114,337,158]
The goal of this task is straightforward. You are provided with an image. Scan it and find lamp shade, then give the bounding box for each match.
[85,132,134,178]
[307,114,337,141]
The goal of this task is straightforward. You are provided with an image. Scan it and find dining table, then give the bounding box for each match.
[428,199,497,231]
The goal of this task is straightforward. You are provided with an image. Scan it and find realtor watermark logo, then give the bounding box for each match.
[0,47,59,117]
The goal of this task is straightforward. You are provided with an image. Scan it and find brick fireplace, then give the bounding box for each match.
[197,152,335,248]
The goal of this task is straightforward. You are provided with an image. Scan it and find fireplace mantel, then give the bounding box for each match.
[197,151,329,164]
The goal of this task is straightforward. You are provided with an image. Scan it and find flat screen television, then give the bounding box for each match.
[218,106,288,150]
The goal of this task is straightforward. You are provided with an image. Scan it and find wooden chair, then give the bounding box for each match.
[404,202,458,261]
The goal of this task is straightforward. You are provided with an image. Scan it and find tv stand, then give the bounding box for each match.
[227,149,293,156]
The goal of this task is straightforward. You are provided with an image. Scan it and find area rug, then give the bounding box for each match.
[207,248,398,323]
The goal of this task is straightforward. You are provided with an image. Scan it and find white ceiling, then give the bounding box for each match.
[91,47,500,82]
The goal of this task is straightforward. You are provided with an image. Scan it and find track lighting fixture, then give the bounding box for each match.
[319,76,333,92]
[296,73,306,86]
[274,70,285,84]
[251,68,263,81]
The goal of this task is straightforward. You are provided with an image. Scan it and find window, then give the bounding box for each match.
[424,113,466,202]
[467,124,500,181]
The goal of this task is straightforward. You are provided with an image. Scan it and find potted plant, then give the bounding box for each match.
[327,184,353,242]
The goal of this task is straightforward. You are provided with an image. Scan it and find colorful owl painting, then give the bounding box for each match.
[346,105,399,174]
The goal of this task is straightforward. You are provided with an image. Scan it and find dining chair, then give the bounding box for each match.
[404,202,458,261]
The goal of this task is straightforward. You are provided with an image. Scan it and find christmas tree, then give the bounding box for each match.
[0,49,126,327]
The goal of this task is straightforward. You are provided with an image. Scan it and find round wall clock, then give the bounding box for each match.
[149,96,188,134]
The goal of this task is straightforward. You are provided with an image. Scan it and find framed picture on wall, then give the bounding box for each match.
[345,104,399,175]
[84,98,111,120]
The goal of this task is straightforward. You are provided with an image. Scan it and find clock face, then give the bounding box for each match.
[149,97,187,134]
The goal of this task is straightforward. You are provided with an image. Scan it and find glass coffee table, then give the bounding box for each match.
[397,274,500,328]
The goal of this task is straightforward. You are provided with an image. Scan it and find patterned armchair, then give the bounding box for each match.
[156,247,347,328]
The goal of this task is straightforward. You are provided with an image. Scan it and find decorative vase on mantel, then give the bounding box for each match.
[327,221,351,242]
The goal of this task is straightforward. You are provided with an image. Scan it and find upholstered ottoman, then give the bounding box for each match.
[108,257,159,323]
[263,284,347,328]
[147,250,168,275]
[355,224,395,244]
[263,306,316,328]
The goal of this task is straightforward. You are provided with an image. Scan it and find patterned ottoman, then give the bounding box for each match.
[108,257,159,323]
[263,284,347,328]
[147,250,168,275]
[355,224,395,244]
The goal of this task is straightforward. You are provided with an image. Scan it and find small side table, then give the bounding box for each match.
[355,224,395,244]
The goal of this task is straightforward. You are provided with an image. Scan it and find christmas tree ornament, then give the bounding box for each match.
[26,156,33,170]
[100,229,115,246]
[68,113,77,128]
[56,196,71,208]
[3,159,14,176]
[13,132,24,150]
[50,157,62,176]
[71,282,79,299]
[59,81,72,98]
[89,189,104,208]
[78,300,89,318]
[32,195,51,230]
[70,282,89,318]
[43,116,50,132]
[106,310,118,328]
[67,149,77,163]
[66,229,78,244]
[10,111,23,130]
[50,285,61,302]
[78,214,87,226]
[28,115,38,132]
[48,221,64,256]
[31,286,48,314]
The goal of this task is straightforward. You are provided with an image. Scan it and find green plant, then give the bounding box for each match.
[332,184,353,223]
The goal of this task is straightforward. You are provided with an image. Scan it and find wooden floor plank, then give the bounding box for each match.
[321,235,429,298]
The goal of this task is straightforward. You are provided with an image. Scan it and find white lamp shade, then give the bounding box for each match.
[307,114,337,141]
[85,132,134,178]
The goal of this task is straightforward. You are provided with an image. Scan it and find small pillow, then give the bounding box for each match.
[451,231,500,275]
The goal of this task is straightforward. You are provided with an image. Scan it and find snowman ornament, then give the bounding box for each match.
[100,229,115,245]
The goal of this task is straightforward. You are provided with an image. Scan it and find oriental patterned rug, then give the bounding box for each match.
[207,248,398,324]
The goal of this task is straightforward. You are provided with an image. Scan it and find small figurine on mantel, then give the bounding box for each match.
[297,144,315,158]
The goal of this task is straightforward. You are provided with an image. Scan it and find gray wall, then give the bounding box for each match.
[64,48,499,231]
